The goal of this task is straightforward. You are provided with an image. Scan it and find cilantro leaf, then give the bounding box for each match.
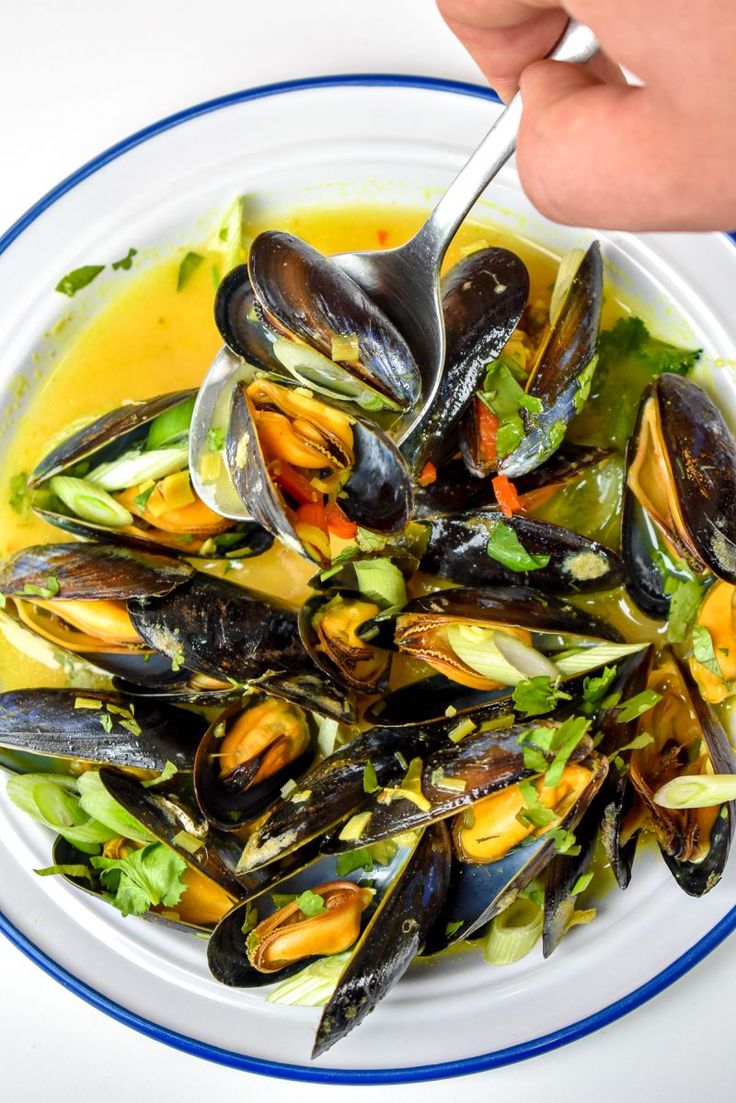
[336,848,374,877]
[295,890,327,917]
[512,676,571,718]
[111,248,137,271]
[692,625,722,677]
[666,575,706,644]
[543,715,590,787]
[517,779,557,829]
[55,264,105,297]
[581,666,618,713]
[177,251,204,291]
[571,316,700,448]
[616,689,661,723]
[486,522,551,572]
[21,575,60,598]
[91,842,187,917]
[207,426,225,452]
[478,359,543,459]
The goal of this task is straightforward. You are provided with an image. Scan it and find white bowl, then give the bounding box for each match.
[1,75,735,1085]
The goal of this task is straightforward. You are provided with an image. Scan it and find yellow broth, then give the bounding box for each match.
[0,203,638,691]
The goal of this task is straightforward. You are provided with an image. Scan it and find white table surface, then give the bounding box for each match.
[0,1,734,1099]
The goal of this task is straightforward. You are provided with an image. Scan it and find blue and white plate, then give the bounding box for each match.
[0,75,735,1084]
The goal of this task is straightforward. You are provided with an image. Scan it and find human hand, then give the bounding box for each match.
[437,0,736,230]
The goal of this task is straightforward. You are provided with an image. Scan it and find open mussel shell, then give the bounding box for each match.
[248,230,421,411]
[225,380,413,563]
[624,374,736,609]
[97,765,268,898]
[0,688,204,776]
[0,543,193,685]
[50,836,230,934]
[460,242,602,480]
[621,489,671,618]
[364,674,515,729]
[323,722,594,848]
[401,247,529,474]
[298,589,390,694]
[193,695,317,831]
[28,389,270,559]
[214,264,284,372]
[424,752,608,953]
[624,652,735,896]
[418,511,624,593]
[313,822,451,1058]
[127,573,356,722]
[541,794,600,958]
[236,724,447,873]
[208,840,419,990]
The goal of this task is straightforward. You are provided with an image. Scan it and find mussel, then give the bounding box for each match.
[225,377,413,564]
[298,589,390,693]
[400,246,529,474]
[193,694,317,830]
[29,389,272,559]
[0,543,193,683]
[618,650,735,895]
[459,243,602,480]
[363,586,643,726]
[623,373,736,615]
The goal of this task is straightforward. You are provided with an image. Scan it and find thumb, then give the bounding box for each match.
[516,60,696,230]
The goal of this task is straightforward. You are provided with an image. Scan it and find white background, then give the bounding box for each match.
[0,1,734,1099]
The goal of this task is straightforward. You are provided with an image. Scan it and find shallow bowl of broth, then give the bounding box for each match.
[0,75,735,1083]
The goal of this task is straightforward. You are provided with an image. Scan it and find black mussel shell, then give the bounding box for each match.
[193,696,317,831]
[401,247,529,474]
[364,674,515,728]
[323,722,594,847]
[98,766,261,898]
[0,688,204,775]
[0,542,193,599]
[621,488,671,618]
[542,796,599,957]
[424,752,608,952]
[418,511,624,593]
[236,725,448,873]
[626,373,736,590]
[214,264,283,371]
[248,230,421,410]
[468,242,601,480]
[298,589,390,694]
[313,822,452,1058]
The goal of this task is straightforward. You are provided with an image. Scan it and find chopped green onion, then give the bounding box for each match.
[22,576,60,599]
[172,829,204,854]
[50,475,133,527]
[653,774,736,809]
[76,771,154,843]
[146,398,196,449]
[448,718,476,744]
[142,761,178,788]
[353,558,407,609]
[363,761,379,793]
[111,248,137,271]
[482,895,543,966]
[86,446,189,491]
[445,624,557,686]
[266,952,351,1007]
[74,696,101,710]
[6,773,116,853]
[616,689,661,723]
[56,264,105,297]
[554,642,645,678]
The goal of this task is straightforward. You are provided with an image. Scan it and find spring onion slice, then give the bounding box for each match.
[266,952,351,1006]
[86,446,189,491]
[76,771,155,843]
[482,895,543,966]
[50,476,133,527]
[654,774,736,809]
[553,642,646,677]
[146,398,196,449]
[272,337,398,412]
[6,774,117,853]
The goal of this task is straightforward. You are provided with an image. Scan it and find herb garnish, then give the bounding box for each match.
[486,522,550,572]
[111,248,137,271]
[177,251,204,291]
[55,265,105,297]
[512,675,571,718]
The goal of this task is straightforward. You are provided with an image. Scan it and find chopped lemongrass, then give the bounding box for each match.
[290,789,312,803]
[338,811,373,841]
[280,778,298,799]
[199,451,222,484]
[448,718,476,744]
[73,696,101,710]
[266,952,351,1007]
[653,774,736,809]
[50,476,133,527]
[172,829,204,854]
[482,895,543,966]
[554,642,646,677]
[446,624,542,686]
[430,772,467,794]
[376,786,431,811]
[86,446,189,491]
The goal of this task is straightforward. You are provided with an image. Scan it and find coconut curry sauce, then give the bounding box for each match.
[0,204,639,692]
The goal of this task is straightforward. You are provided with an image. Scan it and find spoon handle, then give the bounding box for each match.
[417,19,599,264]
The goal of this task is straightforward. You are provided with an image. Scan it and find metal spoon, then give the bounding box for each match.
[190,19,599,518]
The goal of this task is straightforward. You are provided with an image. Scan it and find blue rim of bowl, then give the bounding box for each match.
[1,72,735,1085]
